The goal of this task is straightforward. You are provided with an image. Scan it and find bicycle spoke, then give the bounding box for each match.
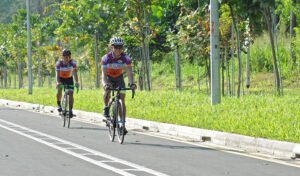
[116,101,125,144]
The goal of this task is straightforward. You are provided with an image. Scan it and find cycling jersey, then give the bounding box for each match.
[55,59,77,79]
[101,52,131,78]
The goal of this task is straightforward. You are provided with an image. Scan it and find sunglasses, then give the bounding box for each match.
[113,45,123,49]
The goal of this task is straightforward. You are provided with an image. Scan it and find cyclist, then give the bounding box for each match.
[56,49,79,117]
[101,36,136,130]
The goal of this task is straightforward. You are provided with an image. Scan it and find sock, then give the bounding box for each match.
[57,101,61,106]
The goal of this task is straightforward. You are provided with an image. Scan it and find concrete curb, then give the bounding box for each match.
[0,99,299,159]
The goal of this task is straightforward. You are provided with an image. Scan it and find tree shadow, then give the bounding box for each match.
[69,126,106,131]
[126,140,214,151]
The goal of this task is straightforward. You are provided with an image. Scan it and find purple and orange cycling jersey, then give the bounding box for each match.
[55,60,77,78]
[101,52,131,78]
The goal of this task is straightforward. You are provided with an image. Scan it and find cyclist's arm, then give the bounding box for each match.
[55,70,60,84]
[73,69,79,84]
[55,61,61,85]
[126,66,135,85]
[101,67,109,86]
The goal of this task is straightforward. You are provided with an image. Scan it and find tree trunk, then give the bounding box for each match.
[38,50,42,87]
[37,0,43,87]
[221,50,225,96]
[229,5,242,98]
[290,0,296,64]
[78,69,82,90]
[141,28,151,91]
[141,31,147,90]
[174,46,182,90]
[94,32,100,88]
[236,26,242,97]
[48,75,52,88]
[263,7,281,95]
[231,23,235,96]
[137,47,144,90]
[246,45,250,89]
[197,60,201,92]
[225,46,231,96]
[17,51,23,88]
[14,66,17,88]
[206,57,211,95]
[3,66,7,88]
[138,6,151,91]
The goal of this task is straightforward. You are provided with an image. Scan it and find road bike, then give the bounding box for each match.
[59,84,78,128]
[104,87,135,144]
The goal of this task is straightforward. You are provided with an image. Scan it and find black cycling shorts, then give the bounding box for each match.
[59,77,74,90]
[108,75,125,89]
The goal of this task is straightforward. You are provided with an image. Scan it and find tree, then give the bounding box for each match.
[261,1,282,95]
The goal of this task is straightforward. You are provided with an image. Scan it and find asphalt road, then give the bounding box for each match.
[0,106,299,176]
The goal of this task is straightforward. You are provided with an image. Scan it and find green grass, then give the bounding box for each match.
[0,88,299,143]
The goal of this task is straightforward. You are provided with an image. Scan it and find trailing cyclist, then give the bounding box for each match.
[101,37,137,132]
[56,49,79,117]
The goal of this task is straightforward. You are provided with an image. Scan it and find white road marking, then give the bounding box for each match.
[0,119,169,176]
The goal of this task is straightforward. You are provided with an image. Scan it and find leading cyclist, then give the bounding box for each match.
[101,37,137,130]
[56,49,79,117]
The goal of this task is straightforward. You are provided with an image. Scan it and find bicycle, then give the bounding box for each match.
[59,84,78,128]
[103,87,135,144]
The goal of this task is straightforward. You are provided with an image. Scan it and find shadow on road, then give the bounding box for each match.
[126,141,214,151]
[69,126,106,131]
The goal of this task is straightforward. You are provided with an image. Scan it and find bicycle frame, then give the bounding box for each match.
[59,84,78,128]
[106,87,134,144]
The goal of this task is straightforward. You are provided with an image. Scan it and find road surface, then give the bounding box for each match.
[0,107,299,176]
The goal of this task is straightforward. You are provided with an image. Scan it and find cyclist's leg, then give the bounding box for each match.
[56,78,63,112]
[119,94,128,135]
[103,89,111,106]
[56,88,63,104]
[66,77,74,116]
[69,91,74,109]
[120,94,126,119]
[103,77,113,117]
[117,76,128,134]
[103,76,123,118]
[115,76,126,117]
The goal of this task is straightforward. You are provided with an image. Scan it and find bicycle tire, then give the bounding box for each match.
[66,94,71,128]
[116,100,125,144]
[108,101,116,142]
[62,94,69,128]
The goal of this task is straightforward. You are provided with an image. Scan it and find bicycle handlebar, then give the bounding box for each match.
[109,87,135,99]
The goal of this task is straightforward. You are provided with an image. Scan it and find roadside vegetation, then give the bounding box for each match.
[1,85,300,143]
[0,1,300,144]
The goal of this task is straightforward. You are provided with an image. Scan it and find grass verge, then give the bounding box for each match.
[0,88,299,143]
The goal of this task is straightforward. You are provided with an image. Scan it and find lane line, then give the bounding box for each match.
[0,119,169,176]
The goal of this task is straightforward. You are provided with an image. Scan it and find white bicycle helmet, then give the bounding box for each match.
[110,37,124,45]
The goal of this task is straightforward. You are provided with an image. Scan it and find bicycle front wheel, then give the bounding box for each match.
[116,100,125,144]
[67,94,71,128]
[108,102,116,142]
[61,94,69,127]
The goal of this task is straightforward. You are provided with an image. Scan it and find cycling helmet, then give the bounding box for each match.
[62,49,71,56]
[110,37,124,46]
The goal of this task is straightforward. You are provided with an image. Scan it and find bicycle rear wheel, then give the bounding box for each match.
[108,102,116,142]
[116,100,125,144]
